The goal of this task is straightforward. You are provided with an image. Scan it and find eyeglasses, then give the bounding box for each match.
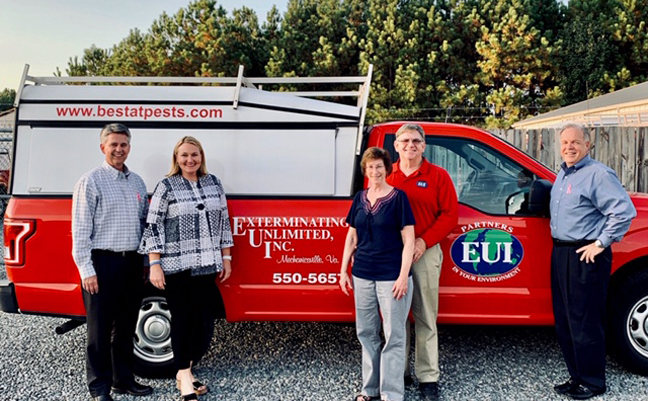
[397,138,425,145]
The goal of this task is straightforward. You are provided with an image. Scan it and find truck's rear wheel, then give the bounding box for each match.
[132,294,214,378]
[609,271,648,375]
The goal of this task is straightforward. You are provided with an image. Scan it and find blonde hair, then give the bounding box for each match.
[167,136,209,177]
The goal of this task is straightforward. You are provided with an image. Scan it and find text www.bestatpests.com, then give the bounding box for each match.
[56,105,224,120]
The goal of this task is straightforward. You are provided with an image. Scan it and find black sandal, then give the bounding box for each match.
[176,379,208,395]
[180,393,198,401]
[192,380,208,395]
[353,395,379,401]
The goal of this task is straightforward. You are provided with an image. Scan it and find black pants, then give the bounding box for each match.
[165,270,217,370]
[83,250,144,397]
[551,241,612,391]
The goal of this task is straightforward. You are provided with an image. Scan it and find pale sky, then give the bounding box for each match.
[0,0,285,91]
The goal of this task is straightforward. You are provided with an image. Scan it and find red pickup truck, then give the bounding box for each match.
[3,67,648,377]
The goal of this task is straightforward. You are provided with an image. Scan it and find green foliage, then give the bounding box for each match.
[64,0,265,80]
[0,88,16,113]
[59,0,648,128]
[558,0,647,105]
[264,0,367,97]
[475,0,563,128]
[105,29,150,76]
[610,0,648,85]
[142,1,241,77]
[64,45,111,77]
[436,0,487,124]
[359,0,411,122]
[359,0,485,124]
[558,0,621,104]
[266,0,366,77]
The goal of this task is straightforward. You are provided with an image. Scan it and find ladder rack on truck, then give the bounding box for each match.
[10,64,373,198]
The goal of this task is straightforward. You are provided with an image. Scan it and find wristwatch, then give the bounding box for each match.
[595,240,605,248]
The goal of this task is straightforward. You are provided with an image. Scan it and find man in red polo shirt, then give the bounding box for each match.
[386,123,458,401]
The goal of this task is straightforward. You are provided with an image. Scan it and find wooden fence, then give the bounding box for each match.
[490,127,648,193]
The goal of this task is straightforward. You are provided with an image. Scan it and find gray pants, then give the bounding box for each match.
[354,276,414,401]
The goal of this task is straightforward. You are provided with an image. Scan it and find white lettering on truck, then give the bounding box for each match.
[232,216,347,259]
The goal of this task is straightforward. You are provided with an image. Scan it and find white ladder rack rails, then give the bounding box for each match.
[16,64,373,155]
[12,64,374,198]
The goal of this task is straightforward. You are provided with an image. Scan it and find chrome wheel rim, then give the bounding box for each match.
[627,295,648,358]
[133,296,173,364]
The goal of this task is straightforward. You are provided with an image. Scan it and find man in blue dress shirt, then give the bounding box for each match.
[550,123,636,400]
[73,123,153,401]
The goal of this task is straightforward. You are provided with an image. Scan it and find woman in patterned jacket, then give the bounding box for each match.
[139,136,234,401]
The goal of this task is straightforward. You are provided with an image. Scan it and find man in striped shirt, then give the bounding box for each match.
[72,123,152,401]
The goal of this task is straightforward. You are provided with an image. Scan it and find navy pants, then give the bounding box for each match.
[551,241,611,391]
[83,250,144,397]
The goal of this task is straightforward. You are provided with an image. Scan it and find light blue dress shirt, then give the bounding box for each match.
[72,161,149,279]
[550,155,636,247]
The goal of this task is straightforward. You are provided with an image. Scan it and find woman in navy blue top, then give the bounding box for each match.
[339,147,415,401]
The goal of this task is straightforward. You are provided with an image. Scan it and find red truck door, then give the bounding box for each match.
[375,123,556,325]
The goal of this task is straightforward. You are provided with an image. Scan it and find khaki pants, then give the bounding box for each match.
[405,243,442,383]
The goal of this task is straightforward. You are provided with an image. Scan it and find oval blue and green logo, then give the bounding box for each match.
[450,228,524,277]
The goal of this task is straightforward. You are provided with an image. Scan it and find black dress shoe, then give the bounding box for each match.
[419,382,439,401]
[91,395,114,401]
[565,384,606,400]
[111,381,153,396]
[404,374,414,387]
[554,378,577,395]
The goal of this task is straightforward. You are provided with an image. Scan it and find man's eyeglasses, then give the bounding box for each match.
[397,138,425,145]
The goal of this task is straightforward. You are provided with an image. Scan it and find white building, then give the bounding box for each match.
[514,81,648,129]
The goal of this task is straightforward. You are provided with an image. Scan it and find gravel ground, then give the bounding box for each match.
[1,310,648,401]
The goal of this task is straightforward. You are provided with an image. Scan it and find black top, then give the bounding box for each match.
[345,188,415,281]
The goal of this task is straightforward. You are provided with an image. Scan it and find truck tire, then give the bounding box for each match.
[132,294,214,378]
[609,270,648,375]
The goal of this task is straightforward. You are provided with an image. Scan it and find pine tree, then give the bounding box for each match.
[559,0,620,104]
[609,0,648,87]
[104,30,150,77]
[475,0,562,128]
[435,0,486,124]
[359,0,414,123]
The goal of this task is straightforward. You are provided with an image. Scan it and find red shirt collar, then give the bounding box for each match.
[393,158,432,177]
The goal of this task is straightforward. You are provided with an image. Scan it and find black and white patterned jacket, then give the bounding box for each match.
[139,174,234,276]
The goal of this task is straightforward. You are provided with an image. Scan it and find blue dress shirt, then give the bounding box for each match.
[72,161,149,279]
[550,155,636,247]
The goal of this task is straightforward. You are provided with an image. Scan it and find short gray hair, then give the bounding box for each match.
[100,123,131,143]
[559,123,590,142]
[395,123,425,140]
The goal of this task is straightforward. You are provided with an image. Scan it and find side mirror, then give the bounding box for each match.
[528,179,552,217]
